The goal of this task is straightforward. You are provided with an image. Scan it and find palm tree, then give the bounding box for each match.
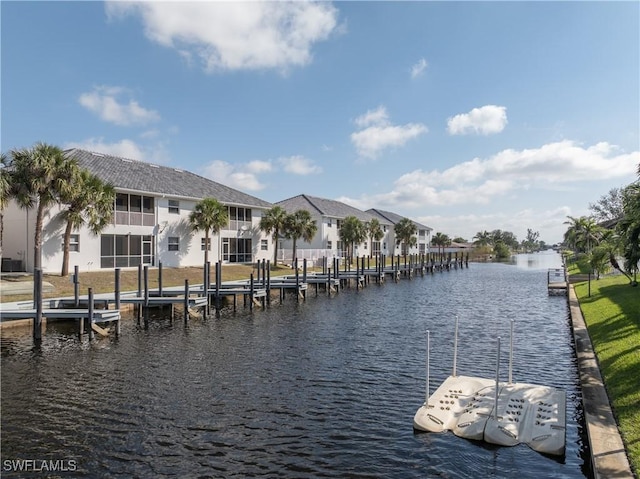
[284,209,317,265]
[366,218,384,257]
[431,232,450,259]
[617,181,640,283]
[189,197,229,265]
[1,153,11,259]
[563,216,583,252]
[259,206,288,266]
[339,216,367,262]
[394,217,417,257]
[9,143,75,271]
[473,230,492,247]
[59,167,115,276]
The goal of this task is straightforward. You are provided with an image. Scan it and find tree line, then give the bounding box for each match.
[259,208,420,267]
[562,165,640,284]
[428,227,548,261]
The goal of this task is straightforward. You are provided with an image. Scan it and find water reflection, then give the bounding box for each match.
[512,250,564,270]
[1,257,588,478]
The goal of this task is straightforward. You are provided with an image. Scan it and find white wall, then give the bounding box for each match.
[2,196,275,273]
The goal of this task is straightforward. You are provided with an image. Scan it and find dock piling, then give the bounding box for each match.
[115,268,121,336]
[33,268,43,342]
[88,288,95,341]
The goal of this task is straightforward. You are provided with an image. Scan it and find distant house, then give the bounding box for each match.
[275,194,388,262]
[366,208,432,256]
[2,149,275,273]
[442,241,473,254]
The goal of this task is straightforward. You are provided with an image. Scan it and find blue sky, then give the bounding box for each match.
[2,1,639,244]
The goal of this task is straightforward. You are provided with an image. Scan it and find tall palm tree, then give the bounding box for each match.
[431,232,450,258]
[617,181,640,283]
[259,206,288,266]
[579,217,603,253]
[59,167,115,276]
[189,197,229,265]
[9,143,75,271]
[473,230,491,247]
[1,153,11,259]
[339,215,367,262]
[563,216,583,252]
[366,218,384,257]
[284,209,317,265]
[394,217,417,257]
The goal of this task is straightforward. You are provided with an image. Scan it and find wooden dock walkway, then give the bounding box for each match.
[547,268,568,295]
[2,253,470,342]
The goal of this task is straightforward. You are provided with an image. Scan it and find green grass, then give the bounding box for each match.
[574,275,640,475]
[565,253,591,275]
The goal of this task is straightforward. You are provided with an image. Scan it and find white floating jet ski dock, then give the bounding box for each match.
[413,318,566,456]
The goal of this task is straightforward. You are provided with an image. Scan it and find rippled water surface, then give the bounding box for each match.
[1,256,589,478]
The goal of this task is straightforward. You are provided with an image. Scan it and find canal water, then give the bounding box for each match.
[1,254,590,478]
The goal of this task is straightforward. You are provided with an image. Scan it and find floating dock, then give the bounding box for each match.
[413,321,566,456]
[413,375,566,456]
[547,268,568,295]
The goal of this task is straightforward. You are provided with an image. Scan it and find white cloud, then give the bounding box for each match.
[63,137,170,164]
[246,160,273,174]
[418,206,574,244]
[354,106,389,129]
[447,105,507,135]
[201,154,322,191]
[105,1,338,73]
[351,106,427,159]
[338,139,638,214]
[411,58,427,79]
[203,160,266,191]
[278,155,322,175]
[79,86,160,126]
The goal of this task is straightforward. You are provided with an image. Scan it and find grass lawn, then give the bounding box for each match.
[574,274,640,475]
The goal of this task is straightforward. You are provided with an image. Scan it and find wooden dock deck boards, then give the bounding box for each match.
[0,308,121,322]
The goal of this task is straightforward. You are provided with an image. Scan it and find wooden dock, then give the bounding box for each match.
[547,268,568,295]
[2,253,471,342]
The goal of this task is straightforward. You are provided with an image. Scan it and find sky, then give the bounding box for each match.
[2,1,639,245]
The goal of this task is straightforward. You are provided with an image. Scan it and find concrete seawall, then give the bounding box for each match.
[568,285,635,479]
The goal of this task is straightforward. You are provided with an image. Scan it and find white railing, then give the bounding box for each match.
[278,249,344,266]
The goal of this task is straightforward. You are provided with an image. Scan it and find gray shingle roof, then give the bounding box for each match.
[65,149,273,208]
[276,194,377,222]
[367,208,432,231]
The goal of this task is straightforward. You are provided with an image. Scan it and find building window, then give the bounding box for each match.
[327,219,332,227]
[115,193,128,211]
[114,193,155,226]
[222,238,252,263]
[143,197,154,214]
[201,238,211,251]
[261,239,268,251]
[327,241,332,249]
[68,234,80,252]
[101,234,154,268]
[168,200,179,214]
[168,237,179,251]
[130,195,142,213]
[227,206,252,231]
[337,219,342,229]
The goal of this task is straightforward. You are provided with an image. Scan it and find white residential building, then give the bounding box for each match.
[2,149,275,273]
[366,208,432,256]
[275,194,395,263]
